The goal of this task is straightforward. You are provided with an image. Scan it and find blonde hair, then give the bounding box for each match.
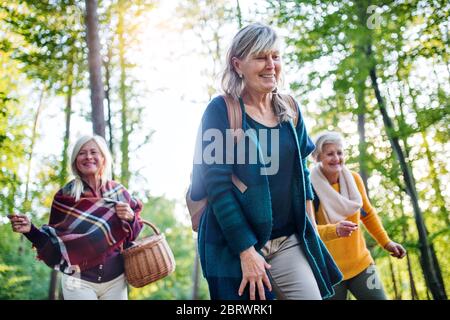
[311,131,345,162]
[221,22,294,122]
[69,135,112,201]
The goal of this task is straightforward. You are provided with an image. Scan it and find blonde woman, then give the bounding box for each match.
[311,131,406,300]
[8,135,143,300]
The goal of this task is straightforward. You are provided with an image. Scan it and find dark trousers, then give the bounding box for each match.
[328,264,387,300]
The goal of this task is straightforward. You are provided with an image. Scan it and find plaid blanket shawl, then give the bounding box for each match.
[40,180,142,274]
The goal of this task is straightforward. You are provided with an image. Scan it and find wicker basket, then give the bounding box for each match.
[123,219,175,288]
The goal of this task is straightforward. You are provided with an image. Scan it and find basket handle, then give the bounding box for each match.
[140,219,161,235]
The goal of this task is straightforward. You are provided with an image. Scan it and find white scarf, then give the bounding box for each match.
[310,164,362,224]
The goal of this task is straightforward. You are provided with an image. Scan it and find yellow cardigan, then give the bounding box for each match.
[315,171,391,280]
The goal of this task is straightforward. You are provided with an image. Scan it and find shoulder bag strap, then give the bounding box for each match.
[223,94,244,143]
[278,93,299,127]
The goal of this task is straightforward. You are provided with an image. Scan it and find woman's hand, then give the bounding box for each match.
[8,214,31,234]
[238,246,272,300]
[115,202,134,222]
[336,220,358,237]
[384,241,406,259]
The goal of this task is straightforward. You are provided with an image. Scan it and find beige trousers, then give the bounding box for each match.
[61,273,128,300]
[262,233,322,300]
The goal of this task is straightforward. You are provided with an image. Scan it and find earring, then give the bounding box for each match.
[238,73,243,79]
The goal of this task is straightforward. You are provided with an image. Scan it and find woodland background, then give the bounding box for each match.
[0,0,448,300]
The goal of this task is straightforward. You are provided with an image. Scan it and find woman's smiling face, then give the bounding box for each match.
[319,143,345,178]
[234,48,282,94]
[76,140,105,178]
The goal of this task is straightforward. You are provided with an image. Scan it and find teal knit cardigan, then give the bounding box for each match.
[192,96,342,300]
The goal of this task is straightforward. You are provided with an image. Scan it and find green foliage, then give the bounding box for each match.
[99,0,157,185]
[0,53,28,216]
[272,0,450,299]
[0,223,51,299]
[0,264,31,299]
[176,0,242,99]
[0,0,87,93]
[0,0,448,301]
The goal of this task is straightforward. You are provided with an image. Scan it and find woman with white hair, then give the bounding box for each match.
[310,131,406,300]
[191,23,342,300]
[8,135,143,300]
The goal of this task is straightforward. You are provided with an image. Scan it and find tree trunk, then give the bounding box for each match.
[20,87,45,255]
[406,84,449,226]
[118,2,130,187]
[48,270,60,300]
[236,0,243,28]
[354,0,371,193]
[23,88,45,213]
[192,243,201,300]
[405,251,419,300]
[49,65,74,300]
[355,82,370,193]
[421,131,449,224]
[60,69,73,186]
[396,260,403,300]
[388,257,399,300]
[397,81,448,296]
[85,0,105,137]
[400,193,419,300]
[368,64,447,300]
[385,84,411,160]
[104,43,115,180]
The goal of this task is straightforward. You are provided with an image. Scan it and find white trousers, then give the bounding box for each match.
[61,273,128,300]
[262,233,322,300]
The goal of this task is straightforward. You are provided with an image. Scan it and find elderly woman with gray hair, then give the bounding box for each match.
[191,23,342,300]
[8,135,143,300]
[310,131,406,300]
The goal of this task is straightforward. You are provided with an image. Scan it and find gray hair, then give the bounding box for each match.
[69,135,112,201]
[311,131,345,162]
[221,22,294,122]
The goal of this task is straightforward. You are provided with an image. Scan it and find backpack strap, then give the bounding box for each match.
[222,95,247,192]
[223,93,299,129]
[223,94,244,143]
[278,94,299,127]
[223,94,242,131]
[187,95,246,232]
